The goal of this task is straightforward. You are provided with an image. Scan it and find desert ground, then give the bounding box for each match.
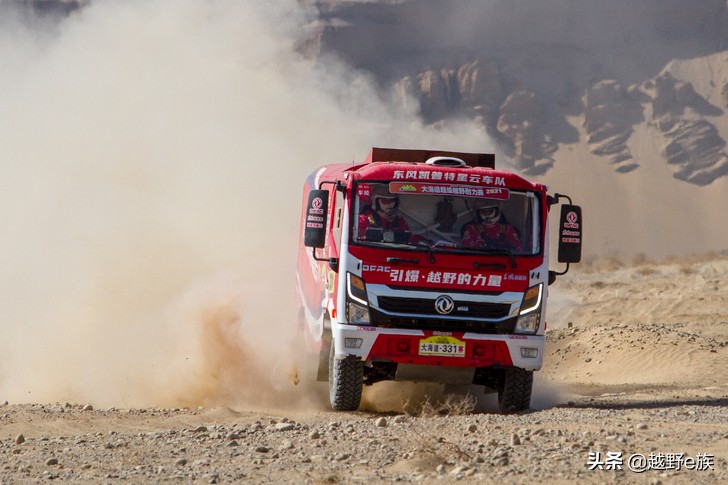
[1,254,726,484]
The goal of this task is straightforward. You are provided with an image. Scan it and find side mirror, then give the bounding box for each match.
[304,190,329,248]
[557,204,582,263]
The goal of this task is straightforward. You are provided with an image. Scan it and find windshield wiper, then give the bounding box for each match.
[386,257,419,265]
[387,241,436,264]
[363,240,515,267]
[358,239,439,264]
[446,247,518,269]
[482,249,517,269]
[360,241,428,263]
[416,243,436,264]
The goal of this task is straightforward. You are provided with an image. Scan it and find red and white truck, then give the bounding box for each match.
[296,148,582,413]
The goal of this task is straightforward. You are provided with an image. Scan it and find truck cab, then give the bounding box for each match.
[297,148,582,413]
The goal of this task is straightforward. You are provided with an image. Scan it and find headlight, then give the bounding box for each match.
[516,312,540,333]
[519,284,542,314]
[346,273,370,324]
[516,284,542,334]
[347,302,370,325]
[347,273,368,305]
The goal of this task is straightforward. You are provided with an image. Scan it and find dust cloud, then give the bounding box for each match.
[7,0,715,413]
[0,0,490,408]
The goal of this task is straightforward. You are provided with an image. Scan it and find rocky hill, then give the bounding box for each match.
[0,0,85,19]
[310,0,728,184]
[10,0,728,185]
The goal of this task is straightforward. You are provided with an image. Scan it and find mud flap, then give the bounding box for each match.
[316,328,332,382]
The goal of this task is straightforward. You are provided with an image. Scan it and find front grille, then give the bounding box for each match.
[377,296,511,319]
[372,295,515,334]
[369,309,517,334]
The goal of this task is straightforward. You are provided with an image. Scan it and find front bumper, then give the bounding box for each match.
[331,325,544,371]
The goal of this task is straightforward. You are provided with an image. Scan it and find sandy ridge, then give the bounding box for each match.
[1,255,727,483]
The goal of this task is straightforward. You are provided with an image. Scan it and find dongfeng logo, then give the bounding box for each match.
[434,295,455,315]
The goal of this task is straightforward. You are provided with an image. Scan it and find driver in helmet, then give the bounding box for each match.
[358,192,411,243]
[358,190,430,245]
[462,204,522,251]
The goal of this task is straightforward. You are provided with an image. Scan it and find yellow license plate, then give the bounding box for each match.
[418,336,466,357]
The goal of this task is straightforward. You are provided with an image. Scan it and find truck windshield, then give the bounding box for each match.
[352,182,541,256]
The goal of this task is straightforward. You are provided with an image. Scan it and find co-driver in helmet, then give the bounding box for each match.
[461,203,522,251]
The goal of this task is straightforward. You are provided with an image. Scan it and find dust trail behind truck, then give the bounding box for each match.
[296,147,582,413]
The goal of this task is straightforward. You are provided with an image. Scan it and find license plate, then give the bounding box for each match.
[418,336,466,357]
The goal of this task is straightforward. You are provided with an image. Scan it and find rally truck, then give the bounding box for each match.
[296,147,582,413]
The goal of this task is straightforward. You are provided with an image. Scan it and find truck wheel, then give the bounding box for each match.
[328,342,363,411]
[498,368,533,413]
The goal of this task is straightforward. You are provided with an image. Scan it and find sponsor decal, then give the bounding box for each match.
[306,196,326,229]
[356,184,372,198]
[362,264,391,273]
[564,211,580,230]
[389,182,509,199]
[561,211,581,243]
[391,170,507,186]
[504,273,528,281]
[362,263,528,290]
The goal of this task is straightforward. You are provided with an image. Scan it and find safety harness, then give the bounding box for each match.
[367,211,407,231]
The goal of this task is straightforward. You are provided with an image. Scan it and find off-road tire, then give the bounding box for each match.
[328,343,363,411]
[498,368,533,413]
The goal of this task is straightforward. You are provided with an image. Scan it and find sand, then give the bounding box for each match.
[1,254,726,484]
